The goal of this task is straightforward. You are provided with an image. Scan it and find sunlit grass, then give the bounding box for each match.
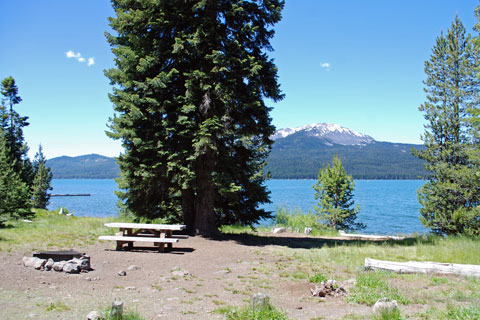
[0,209,119,252]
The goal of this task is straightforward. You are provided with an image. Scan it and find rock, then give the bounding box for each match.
[109,299,123,319]
[311,280,346,297]
[53,261,66,272]
[70,257,90,271]
[251,293,270,312]
[304,227,312,235]
[171,270,189,277]
[127,265,139,271]
[125,286,136,290]
[118,270,127,276]
[44,259,54,271]
[23,257,38,268]
[33,258,47,270]
[86,310,104,320]
[63,263,80,274]
[271,227,286,233]
[373,298,399,314]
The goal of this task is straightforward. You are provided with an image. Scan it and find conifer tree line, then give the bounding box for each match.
[106,0,284,235]
[414,14,480,235]
[0,76,52,224]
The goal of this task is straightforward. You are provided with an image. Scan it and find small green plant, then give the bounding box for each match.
[45,301,70,312]
[104,309,146,320]
[214,302,289,320]
[309,273,328,284]
[347,271,410,306]
[373,307,403,320]
[429,276,448,286]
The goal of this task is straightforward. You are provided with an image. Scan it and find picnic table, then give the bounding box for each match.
[98,222,187,252]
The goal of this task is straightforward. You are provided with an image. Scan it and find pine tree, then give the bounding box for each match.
[313,156,364,231]
[0,135,31,223]
[0,76,33,188]
[31,145,53,209]
[106,0,284,235]
[414,16,480,235]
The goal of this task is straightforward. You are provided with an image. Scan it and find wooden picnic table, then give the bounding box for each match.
[99,222,186,252]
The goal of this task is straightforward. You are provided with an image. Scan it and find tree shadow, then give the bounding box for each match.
[208,232,420,249]
[105,246,195,255]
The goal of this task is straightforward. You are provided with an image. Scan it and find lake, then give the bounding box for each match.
[47,179,427,235]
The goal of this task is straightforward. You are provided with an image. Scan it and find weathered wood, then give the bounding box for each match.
[98,236,179,243]
[365,258,480,278]
[339,230,406,241]
[104,222,186,231]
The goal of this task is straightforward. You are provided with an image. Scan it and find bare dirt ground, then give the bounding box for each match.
[0,233,391,319]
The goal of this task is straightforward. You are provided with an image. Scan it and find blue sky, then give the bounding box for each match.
[1,1,479,159]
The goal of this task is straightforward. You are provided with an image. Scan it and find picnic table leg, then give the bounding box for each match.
[157,242,165,253]
[166,230,173,250]
[125,228,133,250]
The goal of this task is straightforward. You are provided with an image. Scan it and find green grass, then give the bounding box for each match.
[309,273,328,283]
[276,235,480,275]
[0,209,120,251]
[45,301,70,312]
[346,271,410,306]
[214,303,289,320]
[372,307,403,320]
[418,304,480,320]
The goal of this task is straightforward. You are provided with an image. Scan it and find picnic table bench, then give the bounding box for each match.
[98,222,187,252]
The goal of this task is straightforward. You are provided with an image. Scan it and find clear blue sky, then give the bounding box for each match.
[1,1,478,159]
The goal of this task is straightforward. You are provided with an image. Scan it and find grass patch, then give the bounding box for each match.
[276,235,480,275]
[372,307,403,320]
[347,271,410,306]
[310,273,328,283]
[214,303,289,320]
[45,301,70,312]
[0,209,119,251]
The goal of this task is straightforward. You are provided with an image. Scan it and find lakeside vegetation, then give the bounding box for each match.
[1,209,480,319]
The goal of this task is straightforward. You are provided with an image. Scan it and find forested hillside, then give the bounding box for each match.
[47,154,119,179]
[265,134,427,179]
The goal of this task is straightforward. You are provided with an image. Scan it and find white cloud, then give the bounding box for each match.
[66,50,81,59]
[65,50,94,67]
[321,62,331,70]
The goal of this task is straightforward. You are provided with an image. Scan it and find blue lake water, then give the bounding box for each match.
[47,179,427,235]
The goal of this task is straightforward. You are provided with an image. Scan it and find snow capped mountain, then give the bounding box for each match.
[271,123,375,146]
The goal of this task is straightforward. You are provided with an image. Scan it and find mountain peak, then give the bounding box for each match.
[272,123,375,146]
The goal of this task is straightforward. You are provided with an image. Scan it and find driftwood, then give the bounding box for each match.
[365,258,480,278]
[339,230,406,241]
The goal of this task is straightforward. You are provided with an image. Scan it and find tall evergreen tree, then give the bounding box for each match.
[414,16,480,235]
[313,155,364,231]
[0,76,33,187]
[0,136,31,223]
[31,145,53,209]
[106,0,284,235]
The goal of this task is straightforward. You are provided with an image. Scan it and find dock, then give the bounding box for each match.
[50,194,91,197]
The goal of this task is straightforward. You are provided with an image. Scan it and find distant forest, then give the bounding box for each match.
[47,154,119,179]
[265,136,428,180]
[48,140,428,180]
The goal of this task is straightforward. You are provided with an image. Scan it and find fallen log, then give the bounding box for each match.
[339,230,406,241]
[365,258,480,278]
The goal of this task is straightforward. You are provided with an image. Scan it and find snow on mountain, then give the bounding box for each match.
[271,123,375,146]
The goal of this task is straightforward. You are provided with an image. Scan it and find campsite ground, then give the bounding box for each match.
[0,230,478,319]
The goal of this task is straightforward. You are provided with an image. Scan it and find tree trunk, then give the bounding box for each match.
[182,188,195,235]
[365,258,480,278]
[194,90,218,236]
[194,148,218,236]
